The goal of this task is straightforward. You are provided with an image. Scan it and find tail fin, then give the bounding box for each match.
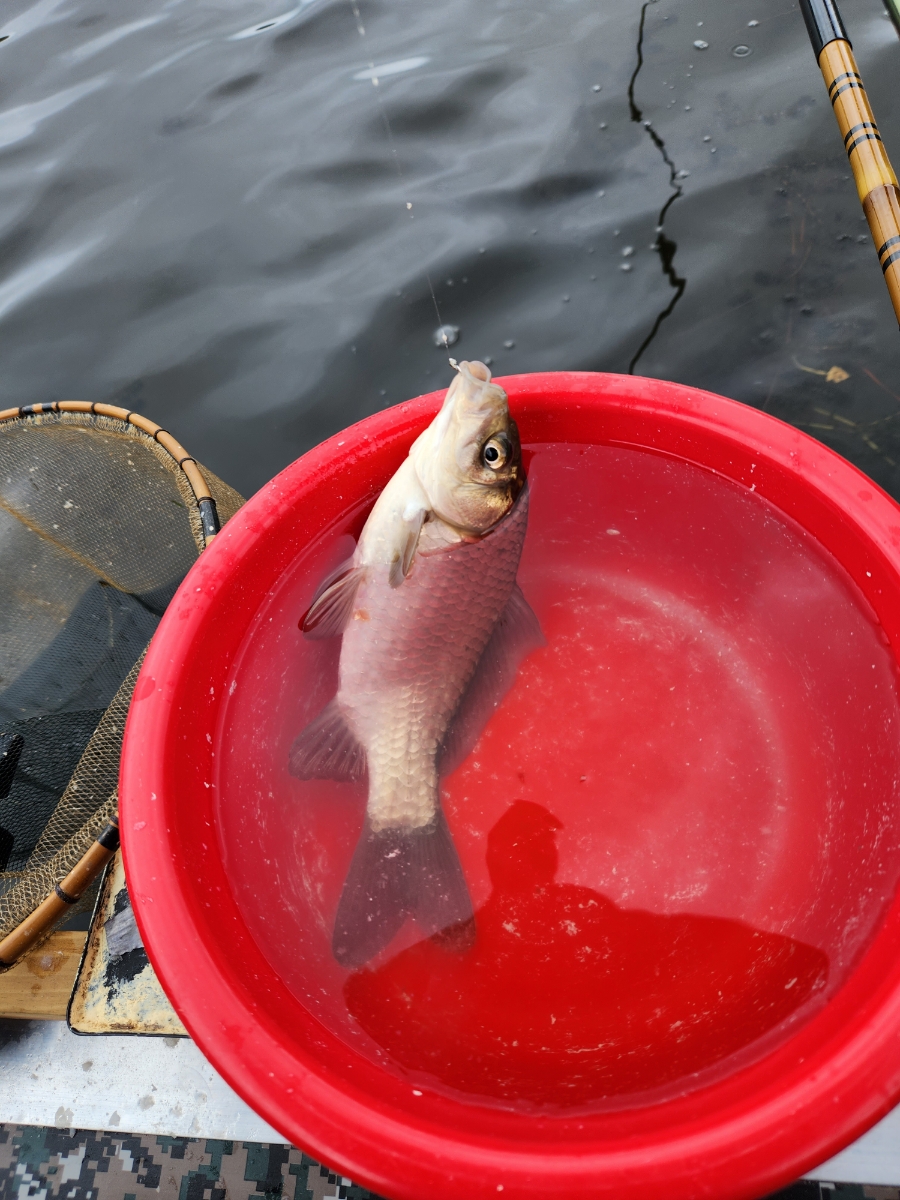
[332,811,474,969]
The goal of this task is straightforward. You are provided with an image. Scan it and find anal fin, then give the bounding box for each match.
[289,699,366,782]
[332,811,474,969]
[439,583,544,778]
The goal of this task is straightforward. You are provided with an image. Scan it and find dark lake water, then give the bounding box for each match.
[0,0,898,498]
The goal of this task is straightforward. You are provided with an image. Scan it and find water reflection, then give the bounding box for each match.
[345,800,829,1107]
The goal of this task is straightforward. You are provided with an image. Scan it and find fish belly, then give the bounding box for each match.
[338,494,528,832]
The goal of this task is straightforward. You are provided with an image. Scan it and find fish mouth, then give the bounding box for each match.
[449,357,489,384]
[449,358,506,413]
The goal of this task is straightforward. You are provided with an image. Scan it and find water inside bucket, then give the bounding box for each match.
[215,442,900,1112]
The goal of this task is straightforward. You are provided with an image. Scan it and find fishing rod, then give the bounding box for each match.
[798,0,900,326]
[0,816,120,970]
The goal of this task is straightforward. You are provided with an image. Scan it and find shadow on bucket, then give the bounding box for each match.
[345,799,829,1107]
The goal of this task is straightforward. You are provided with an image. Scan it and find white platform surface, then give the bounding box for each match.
[1,1017,899,1186]
[805,1106,900,1186]
[0,1019,285,1144]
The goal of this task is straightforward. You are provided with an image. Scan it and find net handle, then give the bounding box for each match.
[0,400,221,546]
[0,816,120,970]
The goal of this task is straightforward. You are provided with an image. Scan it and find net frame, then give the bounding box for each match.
[0,401,243,967]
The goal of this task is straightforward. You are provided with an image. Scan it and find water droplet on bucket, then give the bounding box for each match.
[620,263,632,273]
[621,246,634,257]
[732,44,751,57]
[748,19,759,26]
[693,39,709,49]
[503,339,515,349]
[592,84,602,92]
[432,324,459,348]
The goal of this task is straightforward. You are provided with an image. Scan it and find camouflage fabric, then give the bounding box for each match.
[0,1126,381,1200]
[0,1124,894,1200]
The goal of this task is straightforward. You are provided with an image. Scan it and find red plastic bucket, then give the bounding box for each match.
[121,372,900,1200]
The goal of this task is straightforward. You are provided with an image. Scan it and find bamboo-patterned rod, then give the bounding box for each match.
[0,816,121,970]
[799,0,900,327]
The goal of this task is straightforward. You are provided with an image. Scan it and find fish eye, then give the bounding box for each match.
[481,434,510,470]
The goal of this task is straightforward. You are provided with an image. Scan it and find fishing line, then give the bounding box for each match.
[347,0,453,356]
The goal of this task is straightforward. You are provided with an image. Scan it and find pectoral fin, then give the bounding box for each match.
[301,559,365,638]
[439,584,544,778]
[388,504,427,589]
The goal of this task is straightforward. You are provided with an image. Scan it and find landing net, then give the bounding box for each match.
[0,403,243,944]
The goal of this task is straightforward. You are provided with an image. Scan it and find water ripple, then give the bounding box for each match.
[63,18,165,66]
[0,78,108,152]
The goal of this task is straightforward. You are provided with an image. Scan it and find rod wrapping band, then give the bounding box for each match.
[96,821,121,851]
[800,0,850,58]
[198,497,221,541]
[863,184,900,324]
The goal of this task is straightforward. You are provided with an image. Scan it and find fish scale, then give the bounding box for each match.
[339,492,529,832]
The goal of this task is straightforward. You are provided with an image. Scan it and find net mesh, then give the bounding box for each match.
[0,411,243,940]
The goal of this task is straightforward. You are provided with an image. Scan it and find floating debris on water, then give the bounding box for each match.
[794,358,850,383]
[693,39,709,50]
[229,6,305,40]
[732,45,752,57]
[433,324,460,348]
